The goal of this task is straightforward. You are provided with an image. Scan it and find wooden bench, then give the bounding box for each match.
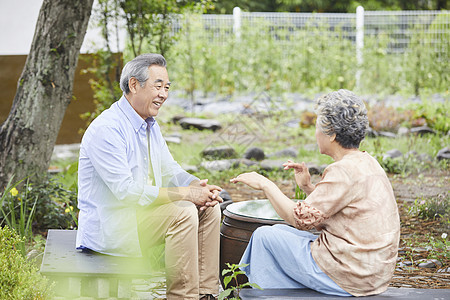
[39,229,163,299]
[239,287,450,299]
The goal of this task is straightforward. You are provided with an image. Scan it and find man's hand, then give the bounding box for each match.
[189,179,223,211]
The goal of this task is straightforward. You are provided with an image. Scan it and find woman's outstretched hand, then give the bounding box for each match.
[283,160,314,193]
[230,172,271,190]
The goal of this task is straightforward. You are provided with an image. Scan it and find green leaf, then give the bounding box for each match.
[248,282,263,290]
[223,275,232,288]
[225,262,233,268]
[222,268,231,276]
[218,288,232,300]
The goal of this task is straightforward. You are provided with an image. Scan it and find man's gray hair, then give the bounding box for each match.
[120,53,167,95]
[315,89,369,149]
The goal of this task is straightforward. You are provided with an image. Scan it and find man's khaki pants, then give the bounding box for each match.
[137,201,221,300]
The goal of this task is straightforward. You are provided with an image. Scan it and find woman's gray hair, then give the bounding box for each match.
[120,53,167,95]
[315,89,369,149]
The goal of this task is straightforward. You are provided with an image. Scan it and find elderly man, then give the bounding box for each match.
[76,53,222,300]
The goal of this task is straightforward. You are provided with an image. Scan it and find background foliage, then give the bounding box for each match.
[0,226,51,299]
[207,0,447,13]
[167,13,449,98]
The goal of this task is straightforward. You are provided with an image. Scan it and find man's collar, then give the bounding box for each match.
[117,96,149,132]
[145,117,156,129]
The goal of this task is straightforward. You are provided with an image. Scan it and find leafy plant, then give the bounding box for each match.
[408,194,449,222]
[82,0,213,129]
[401,237,419,270]
[1,176,78,236]
[294,185,307,200]
[422,233,450,263]
[220,263,262,300]
[0,226,52,299]
[404,100,450,133]
[80,50,122,130]
[367,102,414,132]
[0,176,38,256]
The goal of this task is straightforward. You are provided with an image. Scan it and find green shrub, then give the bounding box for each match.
[404,100,450,133]
[0,226,52,299]
[0,177,78,234]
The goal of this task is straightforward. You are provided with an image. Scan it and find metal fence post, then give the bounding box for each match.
[233,6,241,40]
[356,6,364,91]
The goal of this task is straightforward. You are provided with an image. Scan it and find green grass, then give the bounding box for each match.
[361,134,449,158]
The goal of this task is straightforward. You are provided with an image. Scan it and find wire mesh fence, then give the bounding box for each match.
[167,8,448,95]
[178,9,449,54]
[364,10,449,54]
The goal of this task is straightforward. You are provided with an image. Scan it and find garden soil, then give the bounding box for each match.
[222,169,450,289]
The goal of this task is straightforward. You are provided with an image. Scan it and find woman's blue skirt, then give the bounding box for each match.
[239,224,351,296]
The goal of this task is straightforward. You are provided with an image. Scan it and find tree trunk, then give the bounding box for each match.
[0,0,94,188]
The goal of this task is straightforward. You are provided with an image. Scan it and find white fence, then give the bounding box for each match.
[175,7,449,53]
[171,7,448,90]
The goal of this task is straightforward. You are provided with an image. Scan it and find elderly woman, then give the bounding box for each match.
[230,89,400,297]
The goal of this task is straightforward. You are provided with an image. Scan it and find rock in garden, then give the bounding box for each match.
[181,164,199,173]
[267,147,298,159]
[405,151,432,162]
[397,261,412,268]
[171,115,185,123]
[437,267,450,273]
[178,117,222,132]
[201,101,245,115]
[366,127,378,138]
[303,144,317,152]
[379,131,397,138]
[306,163,326,175]
[405,150,418,159]
[51,143,81,161]
[284,119,301,128]
[164,135,181,144]
[397,248,406,255]
[260,160,286,171]
[202,146,237,159]
[410,125,435,136]
[417,259,443,268]
[418,153,432,162]
[168,132,182,138]
[383,149,403,159]
[397,127,409,136]
[234,158,259,167]
[243,147,265,161]
[436,147,450,161]
[200,160,233,172]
